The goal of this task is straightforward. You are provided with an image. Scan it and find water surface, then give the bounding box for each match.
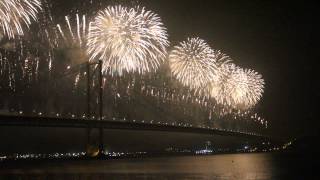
[1,153,316,179]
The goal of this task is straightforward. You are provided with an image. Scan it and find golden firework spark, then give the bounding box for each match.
[205,64,265,110]
[169,37,230,89]
[0,0,41,39]
[87,5,169,75]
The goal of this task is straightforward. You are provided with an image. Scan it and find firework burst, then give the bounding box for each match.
[87,5,169,75]
[0,0,42,39]
[205,64,265,110]
[169,38,230,89]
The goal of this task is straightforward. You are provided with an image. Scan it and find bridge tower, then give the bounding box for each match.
[86,60,104,158]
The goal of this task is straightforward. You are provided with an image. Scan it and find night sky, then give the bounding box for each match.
[1,0,319,143]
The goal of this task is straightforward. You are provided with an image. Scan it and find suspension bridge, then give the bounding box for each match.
[0,61,271,155]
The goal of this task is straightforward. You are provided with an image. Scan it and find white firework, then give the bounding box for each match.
[56,14,90,65]
[169,37,231,89]
[0,0,42,39]
[87,5,169,75]
[56,14,88,48]
[205,64,265,110]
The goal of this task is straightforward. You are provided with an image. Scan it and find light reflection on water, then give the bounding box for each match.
[0,153,315,180]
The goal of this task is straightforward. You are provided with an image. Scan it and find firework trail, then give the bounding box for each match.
[55,14,91,88]
[169,38,230,89]
[0,0,54,91]
[0,0,42,39]
[87,5,169,75]
[56,14,88,48]
[56,14,89,65]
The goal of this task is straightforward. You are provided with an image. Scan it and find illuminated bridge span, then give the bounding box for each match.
[0,115,269,140]
[0,61,268,145]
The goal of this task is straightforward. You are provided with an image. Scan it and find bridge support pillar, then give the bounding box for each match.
[86,60,104,158]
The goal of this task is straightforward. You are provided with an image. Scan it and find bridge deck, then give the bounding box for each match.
[0,115,269,139]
